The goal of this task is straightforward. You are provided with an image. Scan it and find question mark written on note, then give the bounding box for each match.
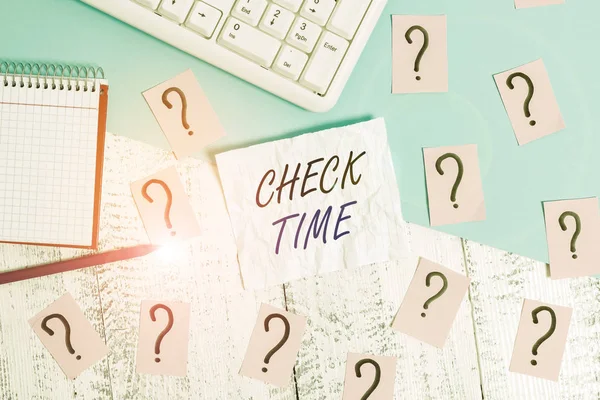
[506,72,536,127]
[421,271,448,318]
[41,313,81,360]
[142,179,176,236]
[530,306,556,366]
[435,153,463,209]
[354,358,381,400]
[559,211,581,260]
[162,87,194,136]
[262,313,290,373]
[405,25,429,81]
[150,304,174,363]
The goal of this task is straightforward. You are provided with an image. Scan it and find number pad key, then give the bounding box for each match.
[232,0,268,26]
[272,0,303,13]
[286,17,321,53]
[299,31,348,93]
[300,0,335,26]
[273,45,308,80]
[218,18,281,67]
[327,0,371,40]
[259,4,295,39]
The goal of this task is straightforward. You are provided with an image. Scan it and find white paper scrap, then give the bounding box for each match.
[215,118,404,289]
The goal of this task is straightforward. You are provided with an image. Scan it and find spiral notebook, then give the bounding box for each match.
[0,62,108,249]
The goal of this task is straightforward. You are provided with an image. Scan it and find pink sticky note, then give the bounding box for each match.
[136,300,191,376]
[342,353,397,400]
[143,69,226,159]
[509,299,572,381]
[131,166,201,245]
[392,15,448,94]
[494,59,565,145]
[392,258,470,348]
[423,144,485,226]
[240,304,307,387]
[543,197,600,279]
[29,293,109,380]
[515,0,564,9]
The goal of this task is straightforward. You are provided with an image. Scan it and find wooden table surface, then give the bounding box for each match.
[1,134,599,400]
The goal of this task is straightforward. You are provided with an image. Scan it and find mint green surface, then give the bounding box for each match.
[3,0,597,263]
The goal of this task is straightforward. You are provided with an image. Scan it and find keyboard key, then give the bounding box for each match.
[135,0,161,10]
[327,0,371,40]
[272,0,303,13]
[158,0,195,23]
[203,0,236,14]
[186,1,222,37]
[231,0,268,26]
[273,45,308,80]
[300,0,335,26]
[259,4,295,40]
[299,31,348,93]
[286,17,321,53]
[218,18,281,67]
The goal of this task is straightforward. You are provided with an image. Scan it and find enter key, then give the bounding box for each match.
[299,31,348,94]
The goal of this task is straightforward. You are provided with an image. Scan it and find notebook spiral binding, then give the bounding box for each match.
[0,62,105,93]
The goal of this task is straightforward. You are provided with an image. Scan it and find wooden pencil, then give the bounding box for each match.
[0,244,159,285]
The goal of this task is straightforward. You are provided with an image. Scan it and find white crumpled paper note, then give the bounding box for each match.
[215,118,404,289]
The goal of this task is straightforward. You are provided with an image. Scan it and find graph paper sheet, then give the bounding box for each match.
[0,78,108,248]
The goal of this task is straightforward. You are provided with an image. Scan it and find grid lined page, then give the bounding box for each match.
[0,77,105,246]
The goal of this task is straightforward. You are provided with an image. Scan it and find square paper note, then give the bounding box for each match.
[216,118,404,289]
[342,353,397,400]
[29,293,109,379]
[131,166,201,245]
[392,15,448,93]
[392,258,470,348]
[143,69,225,159]
[136,300,191,376]
[240,304,307,387]
[424,144,485,226]
[515,0,564,9]
[510,299,572,381]
[494,59,565,145]
[543,197,600,279]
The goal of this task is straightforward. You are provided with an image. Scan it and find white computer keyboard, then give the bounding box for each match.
[81,0,387,112]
